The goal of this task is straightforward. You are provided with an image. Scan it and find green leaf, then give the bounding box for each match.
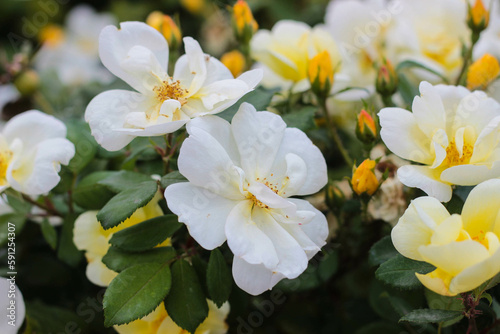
[206,249,232,307]
[99,170,153,193]
[318,251,339,282]
[109,215,181,251]
[376,255,435,289]
[66,119,98,173]
[217,87,279,122]
[103,246,177,272]
[455,186,474,203]
[282,106,317,131]
[397,73,419,106]
[400,309,463,324]
[445,194,464,215]
[425,289,464,327]
[165,260,208,333]
[25,300,88,333]
[103,263,172,327]
[73,171,116,210]
[97,181,158,230]
[369,236,398,266]
[5,193,31,214]
[397,60,450,84]
[0,213,26,247]
[57,214,83,267]
[160,171,187,189]
[41,219,57,250]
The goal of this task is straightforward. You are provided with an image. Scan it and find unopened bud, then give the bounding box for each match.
[467,53,500,90]
[221,50,246,77]
[325,183,345,212]
[232,0,258,45]
[356,109,377,144]
[351,159,379,196]
[468,0,489,33]
[14,70,40,97]
[308,51,334,98]
[376,58,398,97]
[147,11,182,51]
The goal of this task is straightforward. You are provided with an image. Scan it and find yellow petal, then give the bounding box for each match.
[430,214,463,245]
[416,268,454,296]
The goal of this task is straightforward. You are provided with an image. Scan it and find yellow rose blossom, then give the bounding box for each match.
[73,193,165,287]
[392,179,500,296]
[352,159,379,196]
[466,54,500,90]
[308,50,334,97]
[146,11,182,50]
[221,50,246,77]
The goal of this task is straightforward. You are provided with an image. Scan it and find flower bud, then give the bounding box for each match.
[466,53,500,90]
[232,0,258,45]
[146,11,182,51]
[468,0,489,33]
[325,183,345,212]
[308,51,334,98]
[14,69,40,97]
[221,50,246,77]
[356,109,377,145]
[351,159,379,196]
[39,24,65,47]
[181,0,206,15]
[375,58,398,97]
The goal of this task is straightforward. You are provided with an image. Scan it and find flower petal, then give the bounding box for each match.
[173,37,208,96]
[461,179,500,237]
[397,165,452,202]
[412,81,447,137]
[232,256,284,296]
[440,162,500,186]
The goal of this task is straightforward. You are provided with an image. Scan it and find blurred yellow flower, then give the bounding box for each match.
[39,24,65,47]
[221,50,246,77]
[356,109,377,144]
[232,0,258,44]
[181,0,206,15]
[308,50,334,97]
[468,0,489,31]
[392,179,500,296]
[467,53,500,90]
[146,11,182,50]
[352,159,379,196]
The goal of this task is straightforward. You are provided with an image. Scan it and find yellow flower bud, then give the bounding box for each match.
[352,159,379,196]
[39,24,65,47]
[325,183,345,212]
[181,0,206,15]
[466,53,500,90]
[308,51,334,98]
[232,0,258,44]
[356,109,377,144]
[146,11,182,50]
[221,50,246,77]
[375,58,398,97]
[468,0,489,32]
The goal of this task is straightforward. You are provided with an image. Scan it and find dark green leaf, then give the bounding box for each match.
[397,73,419,106]
[41,219,57,250]
[445,194,464,215]
[369,236,398,266]
[282,106,317,131]
[376,255,435,289]
[0,213,26,247]
[6,193,31,214]
[400,309,463,324]
[73,171,116,210]
[455,186,474,203]
[165,260,208,333]
[99,170,153,193]
[109,215,181,251]
[217,87,279,122]
[160,171,187,189]
[355,321,403,334]
[103,246,177,272]
[66,119,98,173]
[97,181,158,230]
[277,264,322,293]
[318,250,339,282]
[207,249,232,307]
[26,300,88,334]
[57,214,83,267]
[425,289,464,327]
[103,263,172,327]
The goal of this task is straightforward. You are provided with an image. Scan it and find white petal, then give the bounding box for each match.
[99,22,168,93]
[173,37,208,96]
[397,165,452,202]
[165,183,237,250]
[471,116,500,163]
[196,79,250,110]
[440,162,500,186]
[287,198,328,249]
[0,84,20,112]
[0,277,25,333]
[379,108,433,164]
[453,91,500,135]
[232,257,284,296]
[412,81,446,137]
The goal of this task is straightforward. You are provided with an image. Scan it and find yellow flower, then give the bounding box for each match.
[468,0,489,32]
[39,24,65,47]
[391,179,500,296]
[466,53,500,90]
[232,0,258,44]
[114,300,229,334]
[221,50,246,77]
[352,159,379,196]
[356,109,377,144]
[308,50,334,97]
[73,193,165,287]
[181,0,206,15]
[146,11,182,50]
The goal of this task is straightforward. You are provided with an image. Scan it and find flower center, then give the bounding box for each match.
[0,149,12,185]
[442,140,474,167]
[153,78,189,105]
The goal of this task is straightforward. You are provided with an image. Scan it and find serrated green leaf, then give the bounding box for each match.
[400,309,463,324]
[160,171,187,189]
[206,249,232,307]
[103,263,172,327]
[103,246,177,272]
[73,171,116,210]
[41,219,57,250]
[66,119,98,173]
[425,289,464,327]
[109,215,181,252]
[165,260,208,333]
[282,106,317,131]
[376,255,435,289]
[216,87,279,122]
[97,181,158,230]
[99,170,153,193]
[369,236,398,266]
[57,214,83,267]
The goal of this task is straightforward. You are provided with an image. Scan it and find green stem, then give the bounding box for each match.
[382,95,395,108]
[22,194,61,217]
[319,98,353,166]
[456,31,481,86]
[33,92,56,115]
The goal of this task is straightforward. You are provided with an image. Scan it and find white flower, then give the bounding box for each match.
[34,5,116,86]
[0,277,25,334]
[0,84,20,114]
[85,21,262,151]
[250,20,341,93]
[379,81,500,202]
[0,110,75,196]
[165,103,328,295]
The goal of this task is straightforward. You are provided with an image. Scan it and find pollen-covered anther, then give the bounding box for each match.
[443,140,474,167]
[153,79,189,105]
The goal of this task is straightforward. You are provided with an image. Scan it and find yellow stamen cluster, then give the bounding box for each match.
[443,140,474,167]
[153,79,189,105]
[0,150,13,186]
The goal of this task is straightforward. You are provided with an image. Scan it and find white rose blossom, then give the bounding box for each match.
[379,81,500,202]
[85,21,262,151]
[165,103,328,295]
[0,110,75,196]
